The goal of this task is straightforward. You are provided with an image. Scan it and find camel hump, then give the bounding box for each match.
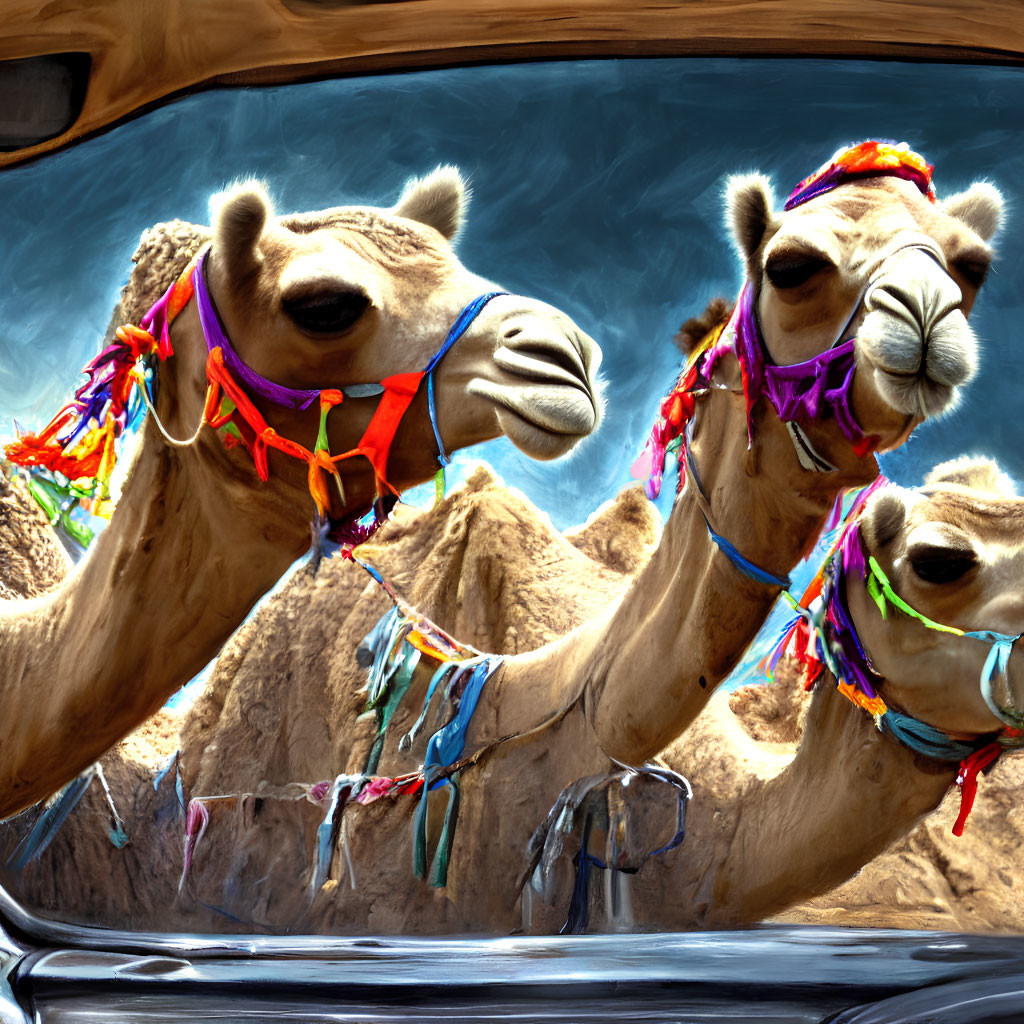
[728,662,812,745]
[564,483,659,574]
[0,470,71,598]
[102,219,212,342]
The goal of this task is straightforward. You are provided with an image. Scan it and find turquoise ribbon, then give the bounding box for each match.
[880,709,984,762]
[972,631,1024,729]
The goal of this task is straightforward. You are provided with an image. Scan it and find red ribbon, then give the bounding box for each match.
[952,740,1004,837]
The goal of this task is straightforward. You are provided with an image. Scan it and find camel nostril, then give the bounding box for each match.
[923,312,977,388]
[501,330,588,383]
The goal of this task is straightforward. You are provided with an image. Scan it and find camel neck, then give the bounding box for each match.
[695,675,955,927]
[583,389,846,760]
[477,384,880,763]
[0,421,310,817]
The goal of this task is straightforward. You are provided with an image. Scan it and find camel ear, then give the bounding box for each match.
[925,455,1017,496]
[392,165,468,240]
[725,173,775,262]
[942,182,1004,242]
[861,488,909,550]
[674,296,731,357]
[211,180,272,270]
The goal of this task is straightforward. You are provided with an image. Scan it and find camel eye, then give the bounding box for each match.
[953,257,990,289]
[283,288,371,335]
[909,545,977,585]
[765,252,831,290]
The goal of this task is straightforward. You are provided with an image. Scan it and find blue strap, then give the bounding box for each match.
[426,373,450,468]
[560,826,595,935]
[412,655,503,885]
[423,292,507,471]
[422,292,507,374]
[423,657,503,771]
[880,709,984,762]
[355,558,389,590]
[7,771,95,870]
[701,511,791,589]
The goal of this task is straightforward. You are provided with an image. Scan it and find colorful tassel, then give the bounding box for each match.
[179,799,210,892]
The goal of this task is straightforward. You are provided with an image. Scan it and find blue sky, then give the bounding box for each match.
[1,58,1022,531]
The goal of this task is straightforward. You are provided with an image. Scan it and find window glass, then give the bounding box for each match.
[1,57,1022,937]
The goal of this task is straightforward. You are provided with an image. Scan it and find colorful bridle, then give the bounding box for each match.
[631,140,941,587]
[6,244,505,548]
[766,504,1024,836]
[635,140,938,506]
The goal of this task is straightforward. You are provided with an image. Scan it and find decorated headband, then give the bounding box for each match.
[784,140,936,211]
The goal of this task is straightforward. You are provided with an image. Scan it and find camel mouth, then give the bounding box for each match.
[869,366,960,421]
[462,305,602,458]
[467,378,601,459]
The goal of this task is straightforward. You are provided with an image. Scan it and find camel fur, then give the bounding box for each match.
[0,472,70,601]
[0,168,603,817]
[0,155,1007,934]
[7,461,1024,936]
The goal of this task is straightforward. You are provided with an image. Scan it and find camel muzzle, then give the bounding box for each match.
[856,246,978,420]
[467,310,603,456]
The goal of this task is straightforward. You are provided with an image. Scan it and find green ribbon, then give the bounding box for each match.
[866,556,965,636]
[866,555,1023,730]
[364,646,421,776]
[412,770,461,887]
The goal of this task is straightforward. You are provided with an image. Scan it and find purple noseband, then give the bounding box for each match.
[729,284,864,445]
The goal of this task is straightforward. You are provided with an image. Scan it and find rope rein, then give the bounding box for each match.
[137,372,207,448]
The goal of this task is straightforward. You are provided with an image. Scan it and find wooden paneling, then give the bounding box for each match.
[1,0,1022,167]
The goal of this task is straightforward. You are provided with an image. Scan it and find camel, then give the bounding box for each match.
[9,459,1024,935]
[0,165,603,819]
[525,455,1024,933]
[0,141,1007,934]
[451,141,1005,766]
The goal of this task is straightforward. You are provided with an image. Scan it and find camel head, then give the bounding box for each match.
[170,166,601,522]
[843,457,1024,741]
[723,141,1003,461]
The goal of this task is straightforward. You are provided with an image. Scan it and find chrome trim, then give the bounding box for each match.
[2,879,1024,988]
